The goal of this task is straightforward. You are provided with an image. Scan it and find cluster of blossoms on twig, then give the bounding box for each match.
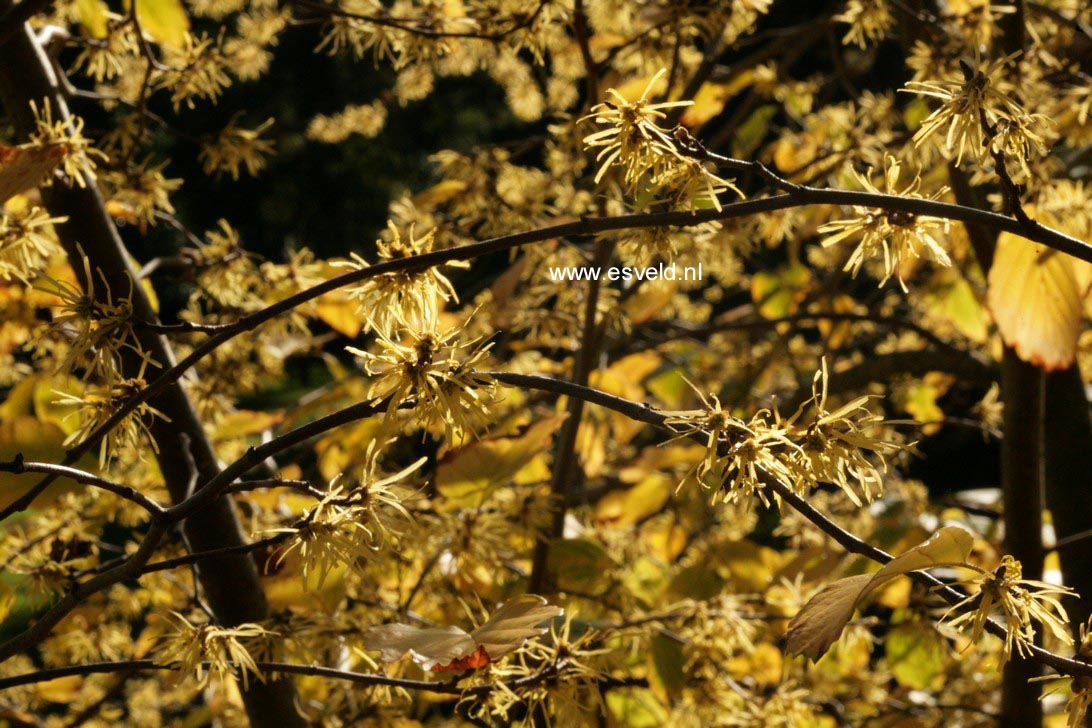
[582,69,741,212]
[153,612,275,690]
[28,100,108,188]
[944,554,1074,664]
[665,360,898,508]
[337,221,496,440]
[268,444,422,588]
[818,154,951,291]
[905,53,1051,173]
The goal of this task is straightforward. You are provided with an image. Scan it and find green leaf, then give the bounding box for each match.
[886,621,947,690]
[606,688,668,728]
[732,104,778,157]
[666,564,724,601]
[547,538,613,595]
[132,0,190,48]
[648,634,686,700]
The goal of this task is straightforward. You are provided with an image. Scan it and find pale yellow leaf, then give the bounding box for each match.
[436,415,564,506]
[786,526,974,659]
[988,232,1087,371]
[133,0,189,48]
[76,0,109,39]
[470,594,563,659]
[361,624,475,668]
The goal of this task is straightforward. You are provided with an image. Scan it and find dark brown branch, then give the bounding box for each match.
[0,457,166,518]
[0,657,579,696]
[529,239,614,592]
[0,15,303,723]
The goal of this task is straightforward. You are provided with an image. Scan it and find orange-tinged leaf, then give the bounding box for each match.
[432,645,489,672]
[0,144,65,202]
[786,526,974,659]
[988,232,1088,371]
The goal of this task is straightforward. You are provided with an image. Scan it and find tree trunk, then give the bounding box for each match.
[1044,366,1092,631]
[1000,348,1044,728]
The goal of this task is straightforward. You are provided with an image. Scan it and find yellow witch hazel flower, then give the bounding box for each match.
[346,320,496,441]
[1060,619,1092,727]
[943,555,1074,665]
[54,360,170,467]
[0,206,65,281]
[905,52,1048,166]
[28,100,108,187]
[818,155,950,291]
[334,221,464,336]
[783,358,897,506]
[153,612,274,690]
[582,69,740,211]
[664,380,801,506]
[269,442,422,587]
[35,248,156,381]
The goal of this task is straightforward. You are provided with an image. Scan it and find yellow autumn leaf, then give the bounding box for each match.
[35,675,84,703]
[435,415,564,506]
[132,0,190,48]
[752,263,812,320]
[926,271,989,343]
[212,410,283,441]
[413,179,468,207]
[75,0,109,39]
[0,417,90,512]
[897,371,954,435]
[679,73,754,128]
[595,472,672,527]
[988,232,1088,371]
[314,293,363,338]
